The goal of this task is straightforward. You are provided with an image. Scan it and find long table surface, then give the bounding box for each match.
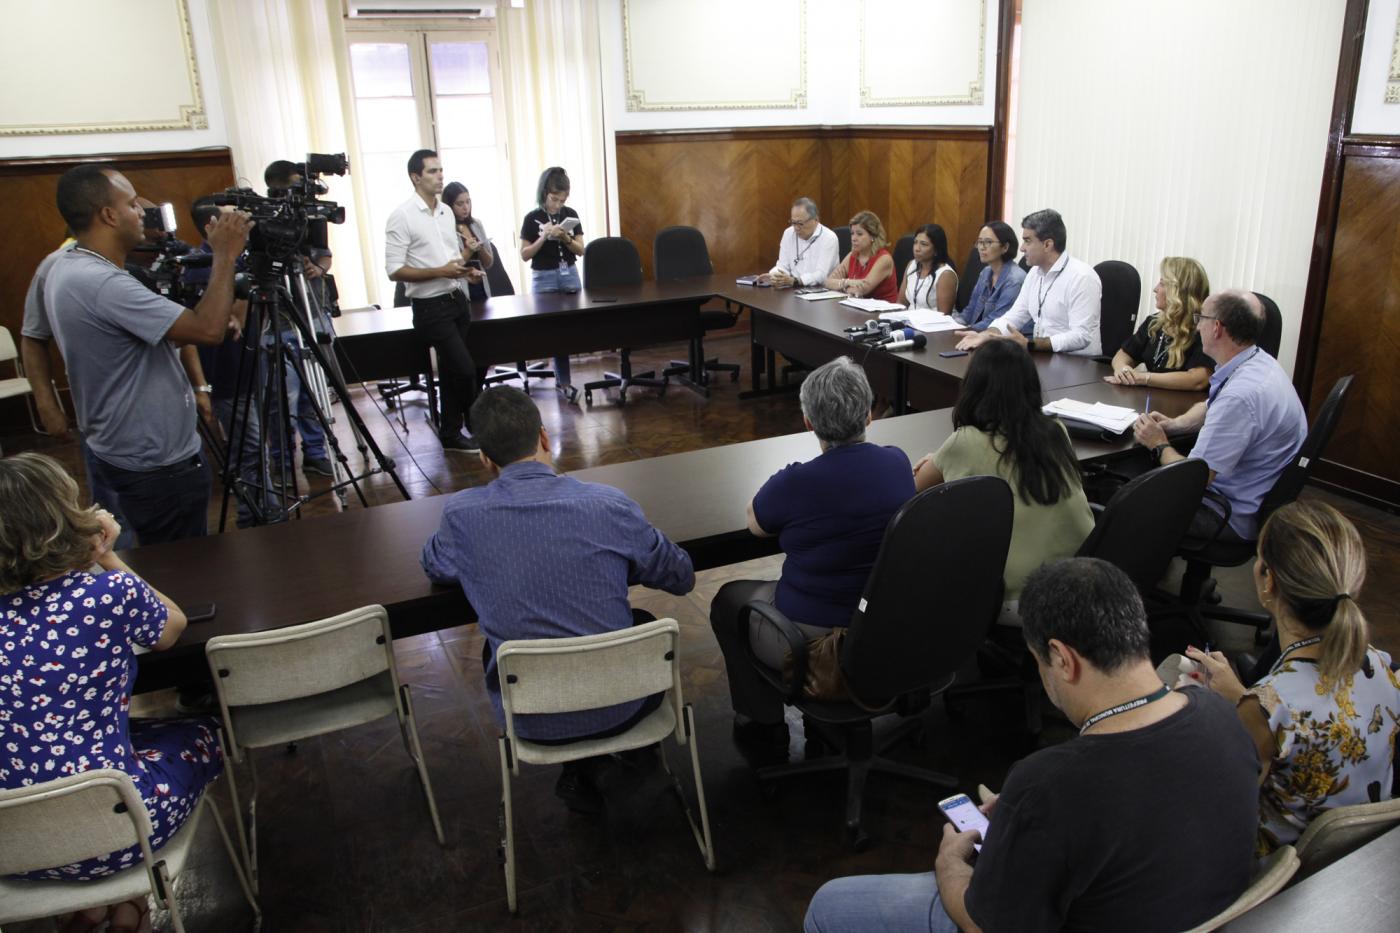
[124,376,1199,688]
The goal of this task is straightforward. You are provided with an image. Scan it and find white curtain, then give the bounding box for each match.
[208,0,371,307]
[1010,0,1346,375]
[497,0,609,292]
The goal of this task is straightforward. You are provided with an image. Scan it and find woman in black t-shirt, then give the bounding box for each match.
[1105,256,1214,391]
[519,166,584,402]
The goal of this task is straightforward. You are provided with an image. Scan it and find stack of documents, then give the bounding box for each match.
[840,297,906,313]
[796,289,846,301]
[1042,398,1139,434]
[878,309,963,333]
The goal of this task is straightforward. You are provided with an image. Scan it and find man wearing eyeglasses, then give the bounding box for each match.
[758,197,839,288]
[1132,289,1306,547]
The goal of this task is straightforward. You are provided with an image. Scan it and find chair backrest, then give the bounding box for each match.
[1294,798,1400,880]
[1078,458,1209,594]
[206,605,395,712]
[0,769,155,877]
[654,225,714,280]
[1094,260,1141,357]
[956,245,985,311]
[496,619,681,731]
[841,476,1014,702]
[0,325,18,364]
[1253,292,1283,358]
[1255,374,1354,526]
[833,225,852,259]
[892,234,916,288]
[486,255,516,296]
[583,237,644,288]
[1182,844,1299,932]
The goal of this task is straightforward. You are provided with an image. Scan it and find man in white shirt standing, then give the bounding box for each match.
[758,197,840,287]
[385,148,484,453]
[956,208,1102,356]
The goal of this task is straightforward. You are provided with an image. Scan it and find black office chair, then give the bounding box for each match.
[892,234,916,289]
[834,225,852,259]
[377,281,435,420]
[741,476,1013,849]
[1018,255,1030,272]
[1095,260,1141,360]
[956,245,985,312]
[481,261,558,392]
[654,226,740,384]
[1254,292,1283,358]
[581,237,667,406]
[1176,374,1355,641]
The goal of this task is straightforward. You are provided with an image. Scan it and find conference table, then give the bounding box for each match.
[125,377,1200,691]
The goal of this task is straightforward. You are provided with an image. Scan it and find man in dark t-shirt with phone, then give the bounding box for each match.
[805,558,1259,933]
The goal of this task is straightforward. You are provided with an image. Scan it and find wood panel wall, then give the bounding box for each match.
[1307,145,1400,507]
[0,149,236,433]
[616,127,992,280]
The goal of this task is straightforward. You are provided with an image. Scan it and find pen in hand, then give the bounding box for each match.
[1144,390,1152,415]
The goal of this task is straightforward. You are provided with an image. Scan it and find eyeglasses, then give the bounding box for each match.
[789,217,813,227]
[1193,312,1218,324]
[974,239,998,247]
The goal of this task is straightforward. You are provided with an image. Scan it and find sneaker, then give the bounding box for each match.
[441,433,481,453]
[303,456,334,477]
[175,687,216,715]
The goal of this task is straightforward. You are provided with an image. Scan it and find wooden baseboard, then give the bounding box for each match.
[1311,459,1400,513]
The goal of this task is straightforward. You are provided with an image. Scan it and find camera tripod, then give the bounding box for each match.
[205,254,408,529]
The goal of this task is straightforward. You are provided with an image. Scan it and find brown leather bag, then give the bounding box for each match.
[783,627,850,701]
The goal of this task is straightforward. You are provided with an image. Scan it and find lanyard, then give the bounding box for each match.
[1079,684,1171,735]
[909,265,934,308]
[1035,263,1064,312]
[1268,636,1323,677]
[794,227,821,267]
[73,246,124,273]
[1208,346,1260,405]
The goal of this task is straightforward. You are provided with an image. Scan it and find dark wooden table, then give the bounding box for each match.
[1225,826,1400,931]
[124,379,1198,689]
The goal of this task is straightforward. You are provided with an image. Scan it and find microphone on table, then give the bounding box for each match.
[884,333,928,352]
[874,326,919,346]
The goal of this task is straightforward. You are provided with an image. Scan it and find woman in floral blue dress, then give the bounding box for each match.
[1,453,222,931]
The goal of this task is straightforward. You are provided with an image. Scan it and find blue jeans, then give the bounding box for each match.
[804,872,959,933]
[80,437,137,550]
[264,333,327,464]
[531,264,581,387]
[212,395,280,528]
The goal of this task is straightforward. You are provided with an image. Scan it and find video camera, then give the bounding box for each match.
[210,152,349,266]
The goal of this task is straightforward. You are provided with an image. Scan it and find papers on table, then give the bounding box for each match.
[877,309,963,333]
[795,289,846,301]
[840,297,906,313]
[1042,398,1139,435]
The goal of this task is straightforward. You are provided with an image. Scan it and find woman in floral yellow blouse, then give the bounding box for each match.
[1188,501,1400,854]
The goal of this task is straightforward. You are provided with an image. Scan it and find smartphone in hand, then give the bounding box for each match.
[939,793,989,852]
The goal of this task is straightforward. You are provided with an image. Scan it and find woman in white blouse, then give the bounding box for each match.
[902,224,957,312]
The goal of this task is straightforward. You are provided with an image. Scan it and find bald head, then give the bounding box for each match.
[1204,289,1265,347]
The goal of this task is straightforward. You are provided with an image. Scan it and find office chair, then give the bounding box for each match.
[956,244,985,312]
[1094,260,1141,360]
[741,476,1013,849]
[834,225,852,259]
[1175,374,1355,642]
[1254,291,1283,358]
[0,324,53,435]
[481,260,559,392]
[581,237,668,405]
[892,233,916,289]
[654,225,740,384]
[1294,797,1400,881]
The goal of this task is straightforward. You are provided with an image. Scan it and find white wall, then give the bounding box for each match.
[1351,0,1400,136]
[0,0,228,159]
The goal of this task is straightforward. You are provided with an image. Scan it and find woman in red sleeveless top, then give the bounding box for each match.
[825,210,898,303]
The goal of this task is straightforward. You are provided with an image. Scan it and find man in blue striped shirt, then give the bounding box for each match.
[422,386,694,808]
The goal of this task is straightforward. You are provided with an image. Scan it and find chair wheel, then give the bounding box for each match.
[584,391,592,405]
[384,397,396,410]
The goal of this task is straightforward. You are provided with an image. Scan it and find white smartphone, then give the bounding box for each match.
[939,793,989,852]
[558,216,581,233]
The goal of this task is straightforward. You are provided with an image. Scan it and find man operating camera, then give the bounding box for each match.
[45,163,252,544]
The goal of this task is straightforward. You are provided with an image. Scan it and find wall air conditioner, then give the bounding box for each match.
[347,0,498,18]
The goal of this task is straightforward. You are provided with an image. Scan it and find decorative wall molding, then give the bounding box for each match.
[1387,4,1400,102]
[0,0,206,136]
[621,0,807,112]
[859,0,986,107]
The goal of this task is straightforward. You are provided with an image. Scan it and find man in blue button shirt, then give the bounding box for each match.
[1133,289,1307,546]
[421,386,694,810]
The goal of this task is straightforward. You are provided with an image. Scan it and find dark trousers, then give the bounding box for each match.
[87,453,210,545]
[1180,501,1250,551]
[709,579,830,725]
[411,290,477,439]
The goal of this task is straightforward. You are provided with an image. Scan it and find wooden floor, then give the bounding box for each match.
[4,332,1397,932]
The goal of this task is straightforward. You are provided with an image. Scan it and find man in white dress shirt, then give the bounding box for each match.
[385,148,484,453]
[758,197,840,287]
[956,208,1102,356]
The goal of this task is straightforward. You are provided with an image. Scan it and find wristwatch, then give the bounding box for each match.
[194,384,213,394]
[1151,442,1170,464]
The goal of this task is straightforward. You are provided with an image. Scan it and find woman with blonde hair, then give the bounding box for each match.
[1105,256,1214,390]
[825,210,898,303]
[1189,500,1400,854]
[0,453,219,932]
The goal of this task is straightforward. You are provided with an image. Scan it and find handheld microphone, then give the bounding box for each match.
[884,333,928,352]
[874,326,919,346]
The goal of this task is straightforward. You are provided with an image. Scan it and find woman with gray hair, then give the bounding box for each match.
[709,357,916,762]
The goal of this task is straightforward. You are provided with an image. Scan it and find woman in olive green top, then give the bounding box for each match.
[912,340,1095,623]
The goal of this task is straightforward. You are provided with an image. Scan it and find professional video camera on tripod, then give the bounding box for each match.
[202,153,408,526]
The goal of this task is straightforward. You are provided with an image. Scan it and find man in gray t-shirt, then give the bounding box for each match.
[45,163,250,545]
